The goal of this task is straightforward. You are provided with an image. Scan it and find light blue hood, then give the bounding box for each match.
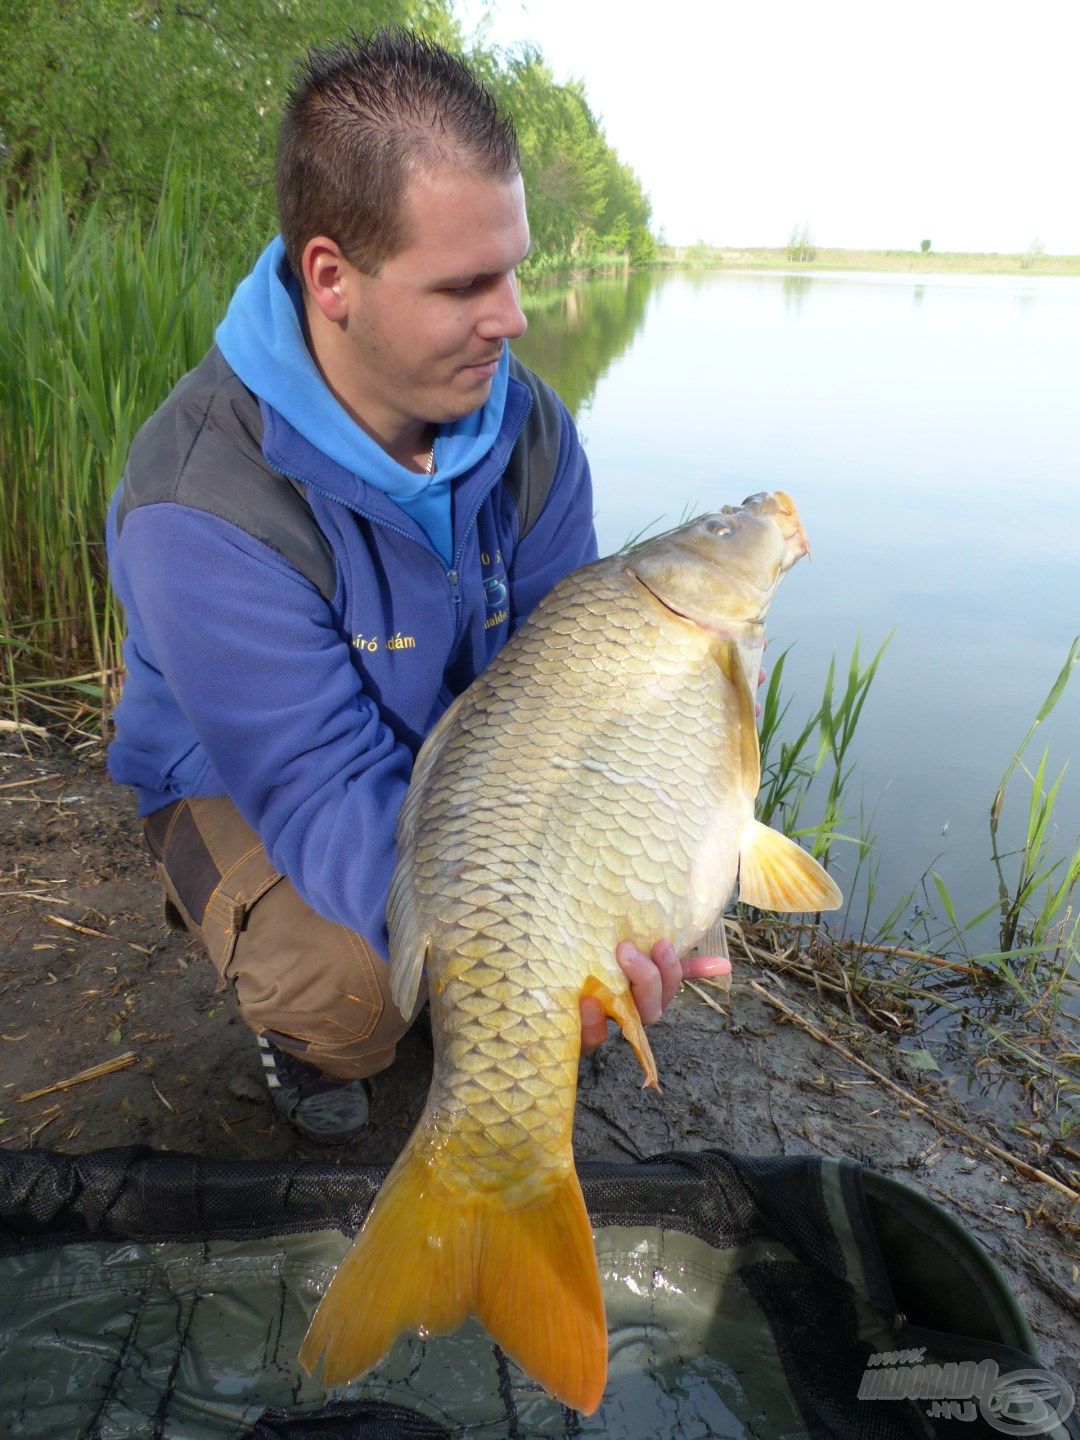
[215,236,509,564]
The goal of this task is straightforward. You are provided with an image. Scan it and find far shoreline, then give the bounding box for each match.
[657,244,1080,277]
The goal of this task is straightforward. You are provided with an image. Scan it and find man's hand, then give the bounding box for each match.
[580,939,731,1056]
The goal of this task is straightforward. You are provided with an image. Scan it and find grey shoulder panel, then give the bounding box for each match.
[505,354,564,540]
[116,346,337,601]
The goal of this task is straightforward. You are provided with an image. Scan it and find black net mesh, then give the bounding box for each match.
[251,1400,452,1439]
[0,1145,1066,1440]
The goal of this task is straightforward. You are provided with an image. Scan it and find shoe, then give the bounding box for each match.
[257,1035,371,1144]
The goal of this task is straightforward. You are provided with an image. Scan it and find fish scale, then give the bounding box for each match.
[300,492,843,1412]
[400,568,741,1193]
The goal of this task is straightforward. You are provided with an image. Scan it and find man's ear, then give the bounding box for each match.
[303,236,350,321]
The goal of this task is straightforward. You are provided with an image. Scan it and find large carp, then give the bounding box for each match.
[300,490,841,1411]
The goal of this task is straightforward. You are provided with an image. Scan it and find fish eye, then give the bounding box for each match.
[705,520,732,536]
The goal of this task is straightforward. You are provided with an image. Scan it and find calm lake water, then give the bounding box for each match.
[515,268,1080,951]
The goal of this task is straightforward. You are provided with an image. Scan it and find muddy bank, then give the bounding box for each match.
[0,733,1075,1386]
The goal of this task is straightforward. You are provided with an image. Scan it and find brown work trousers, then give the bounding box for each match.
[144,797,425,1081]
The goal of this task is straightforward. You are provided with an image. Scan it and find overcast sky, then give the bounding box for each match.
[460,0,1080,254]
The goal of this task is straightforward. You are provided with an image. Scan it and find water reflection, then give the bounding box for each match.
[781,272,812,313]
[519,269,655,418]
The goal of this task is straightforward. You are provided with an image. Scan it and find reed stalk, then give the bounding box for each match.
[0,162,250,719]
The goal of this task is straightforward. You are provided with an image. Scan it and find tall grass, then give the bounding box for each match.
[0,164,251,725]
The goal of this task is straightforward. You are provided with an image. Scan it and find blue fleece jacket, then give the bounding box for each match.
[106,331,596,960]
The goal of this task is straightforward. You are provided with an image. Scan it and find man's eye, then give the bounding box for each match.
[443,281,478,294]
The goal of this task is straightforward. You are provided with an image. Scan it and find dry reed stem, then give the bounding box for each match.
[749,979,1078,1204]
[28,1105,62,1144]
[777,922,978,977]
[19,1051,138,1103]
[0,774,60,790]
[0,892,72,905]
[684,980,728,1017]
[45,913,110,940]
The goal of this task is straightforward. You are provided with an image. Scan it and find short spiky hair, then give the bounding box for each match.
[276,29,520,281]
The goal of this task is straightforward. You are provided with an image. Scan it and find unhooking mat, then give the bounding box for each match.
[0,1146,1073,1440]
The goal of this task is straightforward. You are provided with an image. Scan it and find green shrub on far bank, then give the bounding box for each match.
[786,221,817,262]
[0,0,439,235]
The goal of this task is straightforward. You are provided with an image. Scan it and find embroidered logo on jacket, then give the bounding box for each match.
[482,549,508,630]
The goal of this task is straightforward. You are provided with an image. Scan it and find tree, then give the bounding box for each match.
[0,6,658,273]
[0,0,457,234]
[920,238,932,253]
[786,221,816,263]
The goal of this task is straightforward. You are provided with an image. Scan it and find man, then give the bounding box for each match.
[106,31,731,1144]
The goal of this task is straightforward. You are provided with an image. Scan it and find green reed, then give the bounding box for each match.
[757,635,890,870]
[924,638,1080,1005]
[0,163,252,724]
[757,636,1078,1017]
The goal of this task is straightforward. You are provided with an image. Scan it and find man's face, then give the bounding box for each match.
[341,167,530,428]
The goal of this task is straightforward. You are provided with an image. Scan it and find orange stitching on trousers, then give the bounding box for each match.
[189,800,230,875]
[215,842,264,890]
[342,928,383,1041]
[244,872,281,907]
[161,801,185,860]
[201,914,233,971]
[200,842,272,930]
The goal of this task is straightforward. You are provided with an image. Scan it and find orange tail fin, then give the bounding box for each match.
[299,1140,608,1414]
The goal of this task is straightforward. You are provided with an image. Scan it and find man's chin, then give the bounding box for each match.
[428,375,495,425]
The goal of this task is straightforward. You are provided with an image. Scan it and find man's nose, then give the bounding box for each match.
[478,273,527,341]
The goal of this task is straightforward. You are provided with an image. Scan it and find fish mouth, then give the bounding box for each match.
[761,490,811,564]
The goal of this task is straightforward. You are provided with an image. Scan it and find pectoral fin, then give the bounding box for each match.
[714,640,760,796]
[738,820,843,912]
[581,975,660,1090]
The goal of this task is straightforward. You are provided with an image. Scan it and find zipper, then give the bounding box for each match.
[273,394,532,642]
[443,402,531,638]
[276,463,449,584]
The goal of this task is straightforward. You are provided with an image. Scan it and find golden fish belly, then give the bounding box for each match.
[405,566,752,980]
[400,566,754,1193]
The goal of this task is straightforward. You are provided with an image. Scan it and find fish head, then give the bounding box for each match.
[626,491,809,634]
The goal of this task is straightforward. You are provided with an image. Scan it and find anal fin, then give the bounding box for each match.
[690,912,732,993]
[581,975,660,1090]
